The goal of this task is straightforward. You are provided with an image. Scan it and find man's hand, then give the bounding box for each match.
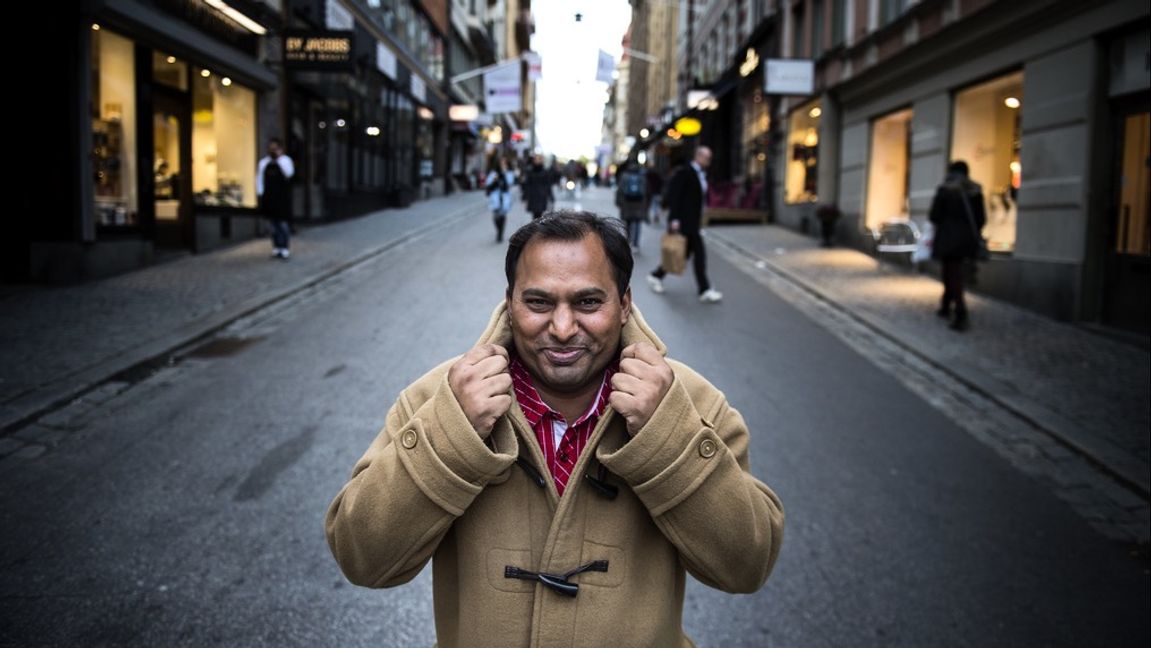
[448,344,513,438]
[610,343,674,436]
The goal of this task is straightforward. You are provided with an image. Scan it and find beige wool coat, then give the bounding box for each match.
[326,303,784,647]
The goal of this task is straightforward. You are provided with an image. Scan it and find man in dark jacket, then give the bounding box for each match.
[646,146,723,303]
[257,138,295,259]
[521,154,554,220]
[928,160,987,331]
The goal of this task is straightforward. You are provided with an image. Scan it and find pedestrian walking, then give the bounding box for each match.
[928,160,987,331]
[485,156,516,243]
[645,162,663,224]
[646,146,723,303]
[325,212,783,648]
[521,154,554,221]
[257,138,295,259]
[615,157,648,251]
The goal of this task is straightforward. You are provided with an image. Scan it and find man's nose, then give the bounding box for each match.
[549,305,578,341]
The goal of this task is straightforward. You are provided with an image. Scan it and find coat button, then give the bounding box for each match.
[401,429,418,449]
[698,438,717,458]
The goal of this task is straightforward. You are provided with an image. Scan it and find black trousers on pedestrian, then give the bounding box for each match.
[940,257,967,316]
[652,230,711,294]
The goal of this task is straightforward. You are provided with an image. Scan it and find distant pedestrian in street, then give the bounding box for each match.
[257,138,295,259]
[647,146,723,303]
[645,162,664,224]
[615,157,648,252]
[486,156,516,243]
[325,211,783,648]
[929,160,987,331]
[521,154,554,221]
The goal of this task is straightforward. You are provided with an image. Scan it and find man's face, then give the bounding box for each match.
[695,147,713,170]
[268,141,282,158]
[507,235,631,401]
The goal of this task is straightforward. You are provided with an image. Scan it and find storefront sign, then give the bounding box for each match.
[525,51,542,81]
[285,30,354,71]
[450,104,479,121]
[765,59,814,95]
[740,48,760,78]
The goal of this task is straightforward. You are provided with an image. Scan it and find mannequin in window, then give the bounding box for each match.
[154,160,176,199]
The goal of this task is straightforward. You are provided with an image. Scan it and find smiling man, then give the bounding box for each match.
[326,211,784,648]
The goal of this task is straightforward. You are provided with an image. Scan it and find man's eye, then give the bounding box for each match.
[577,298,603,309]
[525,298,551,309]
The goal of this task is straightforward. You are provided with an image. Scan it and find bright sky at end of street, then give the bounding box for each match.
[533,1,633,161]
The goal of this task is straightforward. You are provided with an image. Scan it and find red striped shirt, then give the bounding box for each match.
[509,354,616,496]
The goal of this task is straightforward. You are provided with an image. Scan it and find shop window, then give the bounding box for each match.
[951,71,1023,253]
[866,108,913,230]
[1117,112,1150,255]
[785,100,821,204]
[190,68,257,207]
[91,28,138,227]
[742,89,770,208]
[152,51,188,91]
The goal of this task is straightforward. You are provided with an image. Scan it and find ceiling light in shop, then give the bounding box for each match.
[336,119,347,128]
[366,126,381,136]
[92,24,100,31]
[1004,97,1021,109]
[809,107,822,118]
[221,77,232,87]
[318,121,327,129]
[201,69,211,78]
[640,128,650,138]
[417,107,434,120]
[166,56,176,64]
[204,0,268,35]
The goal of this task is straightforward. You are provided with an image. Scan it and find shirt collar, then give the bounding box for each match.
[509,353,617,427]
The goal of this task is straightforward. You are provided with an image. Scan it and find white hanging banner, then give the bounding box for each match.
[595,49,615,84]
[326,0,354,30]
[376,42,397,79]
[484,61,522,113]
[524,51,542,81]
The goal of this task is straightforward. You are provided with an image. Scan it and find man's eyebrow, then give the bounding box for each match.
[518,287,608,300]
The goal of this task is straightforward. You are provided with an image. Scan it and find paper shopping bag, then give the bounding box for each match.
[660,233,687,275]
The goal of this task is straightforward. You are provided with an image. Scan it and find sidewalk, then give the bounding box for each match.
[707,224,1150,497]
[0,192,486,435]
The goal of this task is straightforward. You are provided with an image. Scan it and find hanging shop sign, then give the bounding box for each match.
[765,59,814,95]
[674,117,702,136]
[284,30,354,71]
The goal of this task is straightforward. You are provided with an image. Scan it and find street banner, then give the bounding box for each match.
[595,49,615,84]
[525,51,542,81]
[484,62,522,113]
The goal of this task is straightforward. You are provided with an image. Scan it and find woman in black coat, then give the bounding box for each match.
[929,160,987,331]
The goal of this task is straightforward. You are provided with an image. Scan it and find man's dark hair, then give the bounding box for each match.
[505,211,633,298]
[268,137,283,147]
[948,160,969,176]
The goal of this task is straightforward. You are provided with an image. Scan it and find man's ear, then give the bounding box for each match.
[620,287,632,325]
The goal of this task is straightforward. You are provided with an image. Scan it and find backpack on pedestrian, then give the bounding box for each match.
[620,170,645,202]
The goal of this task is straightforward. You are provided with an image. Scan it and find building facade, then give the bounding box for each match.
[8,0,531,285]
[625,0,1149,335]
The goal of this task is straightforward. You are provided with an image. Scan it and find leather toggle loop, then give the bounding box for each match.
[504,560,609,598]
